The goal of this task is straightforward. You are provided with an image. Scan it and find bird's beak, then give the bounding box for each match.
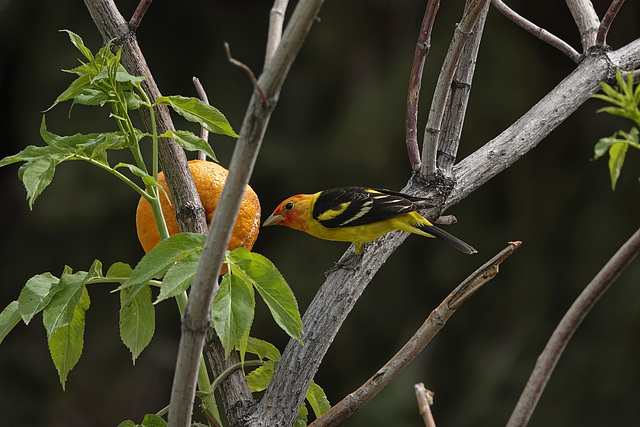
[262,214,285,227]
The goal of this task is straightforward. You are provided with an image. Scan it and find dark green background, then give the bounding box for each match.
[1,1,639,426]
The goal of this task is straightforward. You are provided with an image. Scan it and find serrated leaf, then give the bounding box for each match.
[72,88,111,107]
[46,73,92,111]
[19,156,57,209]
[155,95,238,137]
[246,360,275,393]
[0,301,21,344]
[18,272,60,324]
[608,141,628,190]
[160,130,217,161]
[61,30,94,62]
[42,270,88,337]
[227,248,303,344]
[244,336,281,362]
[118,233,206,306]
[211,273,255,355]
[48,287,90,390]
[120,284,155,364]
[155,252,200,304]
[306,381,331,418]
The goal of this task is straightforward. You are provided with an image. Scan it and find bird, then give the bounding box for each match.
[262,186,477,255]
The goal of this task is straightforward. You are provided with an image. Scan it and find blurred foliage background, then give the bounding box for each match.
[1,1,639,426]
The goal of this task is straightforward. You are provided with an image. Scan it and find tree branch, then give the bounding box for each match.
[447,38,640,208]
[265,0,289,68]
[252,35,640,427]
[83,0,208,238]
[437,0,489,176]
[490,0,581,63]
[405,0,441,171]
[565,0,600,51]
[129,0,152,32]
[596,0,625,47]
[309,242,521,427]
[414,384,436,427]
[168,1,327,426]
[420,0,490,178]
[506,227,640,427]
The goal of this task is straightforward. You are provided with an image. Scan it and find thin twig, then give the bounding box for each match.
[129,0,153,32]
[490,0,581,63]
[596,0,625,47]
[414,383,436,427]
[265,0,289,68]
[421,0,489,178]
[506,228,640,427]
[309,242,521,427]
[406,0,441,171]
[225,42,270,107]
[192,76,209,161]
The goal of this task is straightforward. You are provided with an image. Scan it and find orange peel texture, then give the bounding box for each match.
[135,160,261,274]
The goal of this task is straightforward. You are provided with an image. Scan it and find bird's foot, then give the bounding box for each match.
[325,252,362,276]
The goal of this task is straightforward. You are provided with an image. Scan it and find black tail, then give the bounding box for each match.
[422,224,477,254]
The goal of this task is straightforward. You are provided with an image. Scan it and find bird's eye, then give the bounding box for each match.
[284,202,294,211]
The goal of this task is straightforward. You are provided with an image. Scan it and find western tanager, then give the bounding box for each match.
[263,186,477,255]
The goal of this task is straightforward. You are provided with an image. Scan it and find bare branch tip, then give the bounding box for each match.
[224,42,270,107]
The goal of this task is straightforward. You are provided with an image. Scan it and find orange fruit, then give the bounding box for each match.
[135,160,261,273]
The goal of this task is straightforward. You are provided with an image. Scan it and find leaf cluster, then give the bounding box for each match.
[0,30,237,208]
[593,69,640,189]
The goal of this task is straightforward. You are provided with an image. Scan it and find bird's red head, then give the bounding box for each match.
[262,194,312,231]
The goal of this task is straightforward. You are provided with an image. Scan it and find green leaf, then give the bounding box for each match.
[160,130,217,161]
[71,88,111,107]
[227,248,303,344]
[106,262,133,284]
[118,233,206,306]
[246,360,275,393]
[117,422,136,427]
[594,136,615,158]
[294,403,309,427]
[18,272,60,324]
[61,30,94,62]
[42,270,89,338]
[48,286,90,390]
[46,73,92,111]
[211,273,255,355]
[19,156,57,209]
[155,252,200,304]
[155,95,238,137]
[306,381,331,418]
[608,142,628,190]
[0,301,21,344]
[244,336,282,362]
[120,284,155,364]
[141,414,167,427]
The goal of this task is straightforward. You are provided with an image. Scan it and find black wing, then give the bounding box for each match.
[312,186,435,228]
